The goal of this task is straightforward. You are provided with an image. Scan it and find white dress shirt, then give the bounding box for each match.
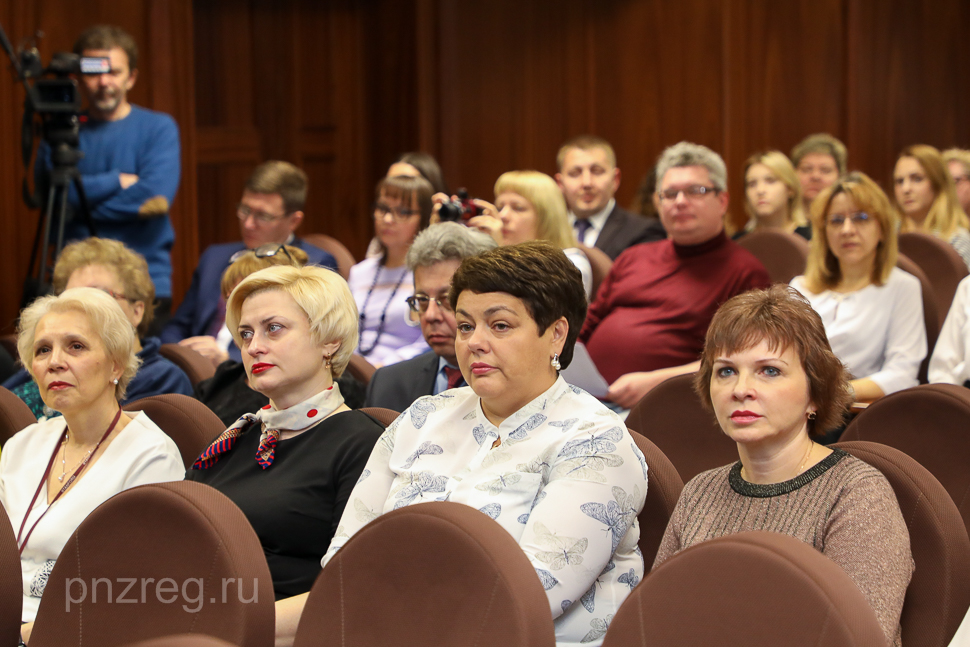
[791,268,926,396]
[569,199,615,248]
[324,377,648,647]
[930,274,970,384]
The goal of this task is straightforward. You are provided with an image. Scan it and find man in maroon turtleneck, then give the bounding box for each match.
[580,142,771,409]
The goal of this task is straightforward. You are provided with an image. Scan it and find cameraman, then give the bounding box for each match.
[36,25,180,332]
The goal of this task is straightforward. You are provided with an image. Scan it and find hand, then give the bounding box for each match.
[21,621,33,644]
[179,336,230,369]
[466,199,503,244]
[430,192,452,225]
[119,173,139,189]
[607,371,667,409]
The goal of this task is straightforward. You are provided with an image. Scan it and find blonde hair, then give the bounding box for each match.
[494,171,576,249]
[226,265,358,378]
[51,238,155,337]
[18,288,142,401]
[742,151,809,231]
[803,172,898,293]
[894,144,969,239]
[943,148,970,176]
[220,245,308,299]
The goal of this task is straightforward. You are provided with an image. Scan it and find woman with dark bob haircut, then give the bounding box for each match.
[653,285,913,646]
[275,242,648,647]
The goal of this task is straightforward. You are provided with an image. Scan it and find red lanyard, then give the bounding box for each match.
[16,409,123,556]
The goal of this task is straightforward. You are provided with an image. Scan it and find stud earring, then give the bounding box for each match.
[807,411,817,421]
[551,353,561,372]
[112,378,119,385]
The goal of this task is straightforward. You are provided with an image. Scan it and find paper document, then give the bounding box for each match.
[561,342,610,399]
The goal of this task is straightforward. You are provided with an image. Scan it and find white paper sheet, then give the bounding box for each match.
[561,342,610,399]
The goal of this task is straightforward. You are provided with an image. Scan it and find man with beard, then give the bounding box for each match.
[38,25,181,332]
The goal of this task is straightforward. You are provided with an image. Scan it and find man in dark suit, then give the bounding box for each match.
[556,135,666,260]
[364,223,497,412]
[161,161,337,366]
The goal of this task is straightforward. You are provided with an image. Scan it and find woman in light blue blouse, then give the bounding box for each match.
[276,242,648,647]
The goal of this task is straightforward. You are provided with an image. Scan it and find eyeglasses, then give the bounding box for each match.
[374,202,420,221]
[406,294,453,315]
[657,185,720,202]
[229,243,294,264]
[237,203,290,224]
[827,212,873,227]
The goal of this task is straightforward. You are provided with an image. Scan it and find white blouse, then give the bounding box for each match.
[930,274,970,385]
[324,377,648,647]
[0,411,184,621]
[563,247,594,300]
[791,267,926,396]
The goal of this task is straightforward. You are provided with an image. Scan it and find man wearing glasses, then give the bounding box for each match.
[161,161,337,366]
[580,142,771,410]
[364,222,496,411]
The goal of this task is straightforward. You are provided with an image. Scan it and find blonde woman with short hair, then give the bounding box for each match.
[738,151,811,239]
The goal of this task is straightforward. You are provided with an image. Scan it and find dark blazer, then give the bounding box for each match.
[364,351,440,412]
[594,205,667,260]
[161,238,337,361]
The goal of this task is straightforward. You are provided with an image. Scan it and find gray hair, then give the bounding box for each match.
[655,142,728,192]
[406,222,498,271]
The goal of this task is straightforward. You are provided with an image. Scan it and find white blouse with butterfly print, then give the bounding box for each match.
[324,377,648,647]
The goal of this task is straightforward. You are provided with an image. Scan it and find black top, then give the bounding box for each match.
[727,448,848,498]
[187,410,385,599]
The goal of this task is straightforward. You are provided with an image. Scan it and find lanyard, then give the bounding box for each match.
[16,409,123,556]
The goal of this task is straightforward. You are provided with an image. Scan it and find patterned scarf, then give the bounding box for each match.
[192,383,345,470]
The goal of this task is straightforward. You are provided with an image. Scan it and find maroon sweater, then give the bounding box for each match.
[580,232,770,383]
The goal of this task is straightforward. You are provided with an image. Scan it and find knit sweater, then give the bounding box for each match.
[653,449,913,647]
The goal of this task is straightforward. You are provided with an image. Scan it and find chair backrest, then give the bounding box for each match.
[735,230,810,284]
[899,231,969,324]
[30,481,275,647]
[627,429,684,567]
[122,635,238,647]
[123,394,226,468]
[897,253,940,383]
[0,503,23,647]
[302,233,356,279]
[158,343,216,388]
[294,501,555,647]
[0,386,35,447]
[603,530,886,647]
[578,243,613,299]
[841,383,970,538]
[358,406,400,427]
[347,354,377,386]
[833,441,970,647]
[626,373,737,483]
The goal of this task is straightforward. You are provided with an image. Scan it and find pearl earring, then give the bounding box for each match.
[551,354,561,371]
[112,378,119,385]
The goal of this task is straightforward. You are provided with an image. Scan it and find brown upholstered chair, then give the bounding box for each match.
[603,531,886,647]
[833,441,970,647]
[0,504,23,647]
[358,406,400,427]
[626,373,736,483]
[123,635,238,647]
[30,482,274,647]
[302,233,356,280]
[897,253,940,383]
[627,428,683,567]
[123,394,226,468]
[294,501,555,647]
[841,383,970,538]
[735,230,810,284]
[899,231,969,324]
[158,343,216,388]
[347,354,377,386]
[0,386,35,447]
[578,243,613,299]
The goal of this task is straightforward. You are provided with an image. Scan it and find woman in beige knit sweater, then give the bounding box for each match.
[653,285,913,647]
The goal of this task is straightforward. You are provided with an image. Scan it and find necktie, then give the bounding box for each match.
[444,366,464,390]
[574,219,592,244]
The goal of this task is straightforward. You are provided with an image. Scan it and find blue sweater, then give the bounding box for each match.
[38,105,181,297]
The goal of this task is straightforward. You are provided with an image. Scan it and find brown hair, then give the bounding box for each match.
[694,285,851,435]
[790,133,848,176]
[74,25,138,70]
[893,144,969,239]
[246,161,308,214]
[374,175,434,255]
[449,241,587,369]
[556,135,617,171]
[220,245,309,299]
[393,152,447,194]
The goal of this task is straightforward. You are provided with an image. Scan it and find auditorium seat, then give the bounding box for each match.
[840,383,970,538]
[0,503,22,647]
[123,635,237,647]
[899,231,969,324]
[294,501,555,647]
[358,406,400,427]
[158,343,216,388]
[578,243,613,299]
[347,354,378,386]
[30,482,274,647]
[0,386,35,447]
[833,441,970,647]
[626,373,737,483]
[302,233,356,280]
[897,253,940,383]
[627,428,683,567]
[735,229,810,284]
[123,394,225,468]
[603,531,886,647]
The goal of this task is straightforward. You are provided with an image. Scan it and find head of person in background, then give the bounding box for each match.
[73,24,139,122]
[630,165,660,220]
[790,133,847,211]
[387,151,448,195]
[238,161,309,251]
[740,150,811,239]
[943,148,970,218]
[655,141,730,246]
[555,135,621,222]
[372,175,434,268]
